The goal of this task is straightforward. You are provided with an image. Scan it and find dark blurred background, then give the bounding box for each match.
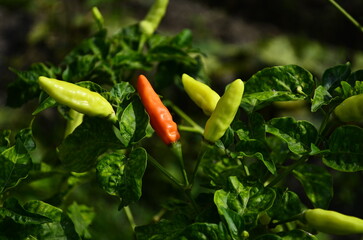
[1,0,363,239]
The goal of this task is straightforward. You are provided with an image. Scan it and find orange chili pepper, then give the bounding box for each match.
[136,75,180,144]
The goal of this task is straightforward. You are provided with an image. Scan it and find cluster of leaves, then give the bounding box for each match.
[1,4,363,240]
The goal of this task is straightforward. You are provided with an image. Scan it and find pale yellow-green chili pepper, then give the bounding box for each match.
[182,73,220,116]
[203,79,244,143]
[38,76,116,122]
[334,94,363,122]
[64,109,84,138]
[304,208,363,235]
[139,0,169,36]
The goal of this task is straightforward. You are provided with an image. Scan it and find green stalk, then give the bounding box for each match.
[190,141,212,186]
[147,154,184,189]
[164,100,204,135]
[170,142,189,186]
[178,125,204,135]
[124,206,136,231]
[265,157,308,187]
[328,0,363,33]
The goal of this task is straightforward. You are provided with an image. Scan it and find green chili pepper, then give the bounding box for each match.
[38,76,116,122]
[182,74,220,116]
[203,79,244,143]
[334,94,363,122]
[304,208,363,235]
[139,0,169,36]
[64,109,84,138]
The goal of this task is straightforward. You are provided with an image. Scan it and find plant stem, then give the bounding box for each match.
[164,100,204,134]
[171,142,189,186]
[328,0,363,33]
[190,141,212,186]
[124,206,136,231]
[266,157,307,188]
[147,154,184,189]
[178,125,204,135]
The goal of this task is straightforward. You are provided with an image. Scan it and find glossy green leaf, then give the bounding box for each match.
[178,222,230,240]
[323,125,363,172]
[135,219,186,240]
[67,202,95,239]
[110,81,135,105]
[293,164,333,208]
[268,189,305,222]
[322,62,351,90]
[310,85,333,112]
[348,69,363,86]
[241,65,314,112]
[236,139,276,174]
[7,63,59,107]
[265,117,318,155]
[62,55,98,82]
[116,97,153,147]
[0,130,11,153]
[279,229,318,239]
[58,117,123,172]
[0,129,34,193]
[96,148,147,207]
[0,198,51,224]
[214,176,276,238]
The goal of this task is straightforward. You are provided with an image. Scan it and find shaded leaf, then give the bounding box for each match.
[265,117,318,155]
[323,125,363,172]
[58,117,123,172]
[322,62,351,90]
[293,164,333,208]
[96,148,147,207]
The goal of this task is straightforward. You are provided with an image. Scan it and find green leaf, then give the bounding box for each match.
[32,96,57,115]
[265,117,318,155]
[96,148,147,207]
[322,62,351,90]
[109,82,135,106]
[135,219,186,240]
[279,229,318,239]
[0,198,52,224]
[268,189,305,222]
[255,234,282,240]
[310,85,333,112]
[0,129,34,193]
[7,62,60,107]
[58,117,123,172]
[116,97,153,147]
[241,65,314,112]
[323,125,363,172]
[348,69,363,85]
[214,176,276,238]
[0,130,11,153]
[67,202,95,239]
[178,222,230,240]
[248,112,266,140]
[236,139,276,174]
[293,164,333,208]
[62,55,98,82]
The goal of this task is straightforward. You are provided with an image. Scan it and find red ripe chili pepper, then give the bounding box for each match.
[136,75,180,145]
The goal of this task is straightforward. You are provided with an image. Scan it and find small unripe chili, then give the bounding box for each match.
[139,0,169,36]
[182,73,220,116]
[203,79,244,143]
[304,208,363,235]
[38,76,116,121]
[136,74,180,145]
[334,94,363,122]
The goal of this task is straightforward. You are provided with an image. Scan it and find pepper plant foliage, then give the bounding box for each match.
[1,4,363,240]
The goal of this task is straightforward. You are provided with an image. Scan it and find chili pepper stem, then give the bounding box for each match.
[265,157,308,187]
[328,0,363,33]
[190,141,212,187]
[269,213,304,228]
[147,154,184,189]
[170,142,189,186]
[124,206,136,231]
[178,125,204,135]
[164,100,204,135]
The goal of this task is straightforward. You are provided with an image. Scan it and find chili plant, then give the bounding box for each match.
[1,2,363,240]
